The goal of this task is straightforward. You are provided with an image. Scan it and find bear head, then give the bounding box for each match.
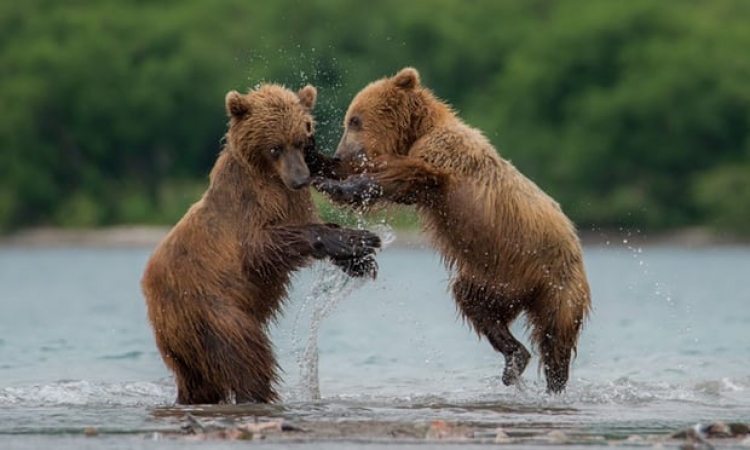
[225,84,317,190]
[335,67,423,165]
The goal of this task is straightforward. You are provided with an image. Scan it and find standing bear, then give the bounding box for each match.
[141,83,381,405]
[313,68,591,393]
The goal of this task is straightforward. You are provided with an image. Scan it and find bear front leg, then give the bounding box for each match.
[304,136,352,180]
[376,158,451,205]
[246,224,381,279]
[308,223,381,278]
[313,175,384,207]
[330,254,379,279]
[314,158,451,207]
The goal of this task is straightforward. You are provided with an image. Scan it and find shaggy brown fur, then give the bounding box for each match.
[313,68,591,393]
[141,84,381,405]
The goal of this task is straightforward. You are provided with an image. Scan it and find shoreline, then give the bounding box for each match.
[0,225,746,249]
[9,417,744,447]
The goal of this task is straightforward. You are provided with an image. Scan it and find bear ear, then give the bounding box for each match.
[393,67,420,90]
[225,90,250,118]
[297,85,317,111]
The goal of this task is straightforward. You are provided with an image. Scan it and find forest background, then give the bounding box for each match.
[2,0,749,237]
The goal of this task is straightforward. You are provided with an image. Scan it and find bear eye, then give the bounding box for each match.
[348,115,362,131]
[269,146,282,159]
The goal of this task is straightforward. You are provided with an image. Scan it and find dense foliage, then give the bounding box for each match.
[1,0,749,235]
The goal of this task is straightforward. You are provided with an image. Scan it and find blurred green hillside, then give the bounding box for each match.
[1,0,749,235]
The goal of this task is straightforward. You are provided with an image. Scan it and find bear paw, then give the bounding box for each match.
[313,176,382,207]
[502,347,531,387]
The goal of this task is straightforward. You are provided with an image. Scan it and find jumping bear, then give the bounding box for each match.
[312,68,591,393]
[141,84,381,404]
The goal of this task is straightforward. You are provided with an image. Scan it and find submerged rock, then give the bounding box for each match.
[671,422,750,450]
[178,413,304,441]
[425,420,473,440]
[672,422,750,440]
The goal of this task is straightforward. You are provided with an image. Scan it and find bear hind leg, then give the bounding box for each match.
[169,352,226,405]
[485,325,532,387]
[198,315,280,404]
[452,278,530,387]
[168,316,280,404]
[542,346,571,394]
[534,326,575,394]
[526,289,587,393]
[230,328,279,404]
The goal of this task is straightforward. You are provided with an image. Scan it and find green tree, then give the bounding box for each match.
[1,0,749,236]
[473,0,750,231]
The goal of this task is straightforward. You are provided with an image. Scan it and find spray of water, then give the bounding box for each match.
[292,222,395,401]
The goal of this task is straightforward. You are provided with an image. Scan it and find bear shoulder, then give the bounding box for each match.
[413,121,503,179]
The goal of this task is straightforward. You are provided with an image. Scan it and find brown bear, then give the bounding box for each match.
[141,83,381,405]
[312,67,591,393]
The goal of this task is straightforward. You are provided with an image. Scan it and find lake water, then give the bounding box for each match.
[1,236,749,448]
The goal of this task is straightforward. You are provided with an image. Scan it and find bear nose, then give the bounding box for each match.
[290,176,311,190]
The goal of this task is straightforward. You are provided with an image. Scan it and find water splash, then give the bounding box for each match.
[293,223,395,401]
[0,380,173,407]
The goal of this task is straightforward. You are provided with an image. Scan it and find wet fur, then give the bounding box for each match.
[142,84,380,404]
[314,68,591,393]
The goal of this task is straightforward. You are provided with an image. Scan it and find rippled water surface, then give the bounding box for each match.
[1,238,748,448]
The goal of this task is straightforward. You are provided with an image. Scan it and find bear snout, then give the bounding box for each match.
[279,150,312,190]
[288,175,311,190]
[283,164,311,190]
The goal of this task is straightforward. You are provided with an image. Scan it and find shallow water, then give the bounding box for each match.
[0,238,749,447]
